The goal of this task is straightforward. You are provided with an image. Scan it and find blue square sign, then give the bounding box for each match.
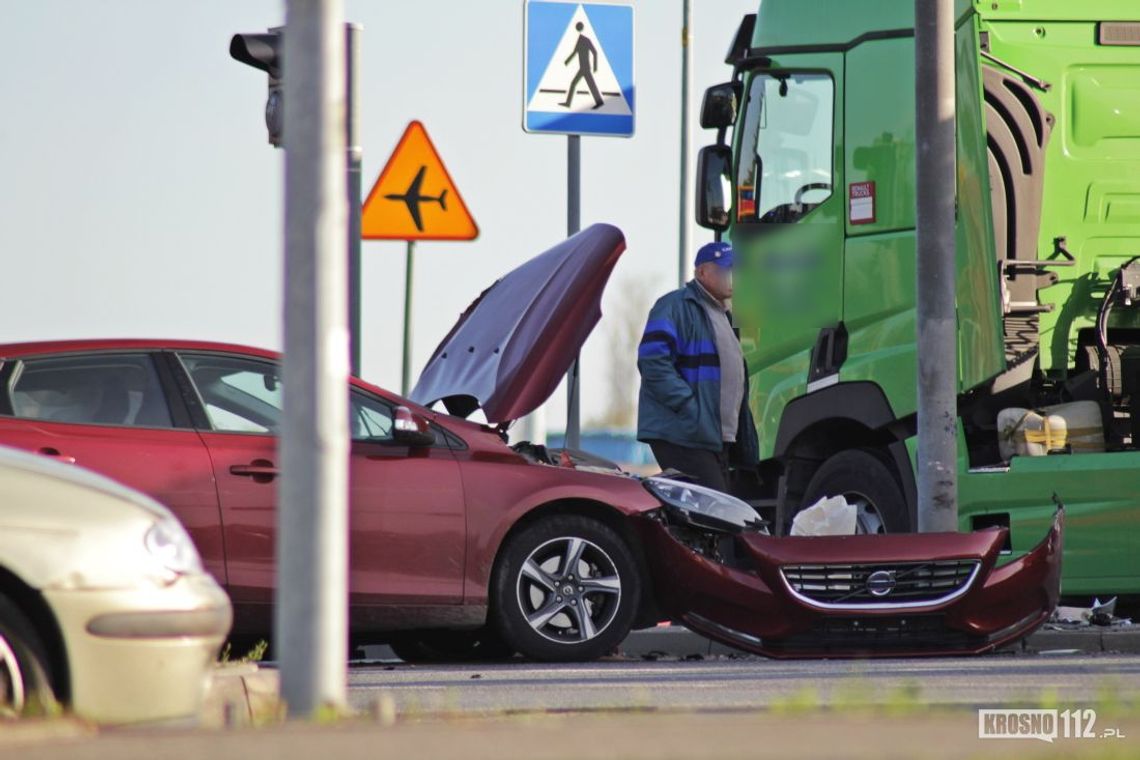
[523,1,634,137]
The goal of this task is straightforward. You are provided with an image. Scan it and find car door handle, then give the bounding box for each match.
[229,461,279,481]
[38,447,76,465]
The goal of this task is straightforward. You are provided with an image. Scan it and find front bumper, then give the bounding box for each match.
[636,508,1062,658]
[43,572,232,724]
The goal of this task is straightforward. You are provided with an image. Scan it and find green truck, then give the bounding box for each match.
[694,0,1140,596]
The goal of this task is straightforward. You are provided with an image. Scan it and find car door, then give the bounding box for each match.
[174,352,466,618]
[0,351,226,582]
[347,392,466,606]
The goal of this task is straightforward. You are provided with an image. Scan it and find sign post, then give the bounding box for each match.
[523,0,634,449]
[362,121,479,395]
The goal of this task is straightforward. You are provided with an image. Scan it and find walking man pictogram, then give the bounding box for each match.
[561,21,604,110]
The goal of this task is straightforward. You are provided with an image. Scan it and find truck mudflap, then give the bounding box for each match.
[636,507,1063,658]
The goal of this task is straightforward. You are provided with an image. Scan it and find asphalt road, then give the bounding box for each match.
[347,653,1140,715]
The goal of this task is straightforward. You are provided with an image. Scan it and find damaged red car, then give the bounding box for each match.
[0,224,1062,661]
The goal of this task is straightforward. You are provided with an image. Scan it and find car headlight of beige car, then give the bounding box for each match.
[0,445,231,723]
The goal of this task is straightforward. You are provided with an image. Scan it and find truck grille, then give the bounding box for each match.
[780,559,980,609]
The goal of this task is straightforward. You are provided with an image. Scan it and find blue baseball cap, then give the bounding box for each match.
[694,241,734,269]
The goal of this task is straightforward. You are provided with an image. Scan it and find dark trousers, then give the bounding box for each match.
[647,439,730,493]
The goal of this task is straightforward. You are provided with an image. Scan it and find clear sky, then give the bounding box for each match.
[0,0,758,432]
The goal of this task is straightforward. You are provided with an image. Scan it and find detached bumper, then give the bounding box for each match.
[636,508,1062,658]
[44,572,232,724]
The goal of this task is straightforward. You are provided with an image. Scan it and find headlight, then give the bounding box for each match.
[643,476,765,533]
[144,518,203,577]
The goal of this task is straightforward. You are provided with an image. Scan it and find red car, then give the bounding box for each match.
[0,225,1062,660]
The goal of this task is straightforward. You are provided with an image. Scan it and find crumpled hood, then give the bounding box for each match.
[410,223,626,424]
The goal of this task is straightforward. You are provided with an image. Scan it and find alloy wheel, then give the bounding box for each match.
[515,536,622,645]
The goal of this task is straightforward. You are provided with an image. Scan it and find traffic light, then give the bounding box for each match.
[230,29,283,147]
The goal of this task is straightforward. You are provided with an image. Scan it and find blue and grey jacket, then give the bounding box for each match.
[636,281,759,467]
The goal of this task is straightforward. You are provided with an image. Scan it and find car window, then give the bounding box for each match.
[7,353,173,428]
[179,354,282,434]
[350,392,394,441]
[178,353,441,444]
[734,71,834,224]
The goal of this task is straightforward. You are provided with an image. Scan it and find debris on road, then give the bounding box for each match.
[1047,597,1132,630]
[790,495,856,536]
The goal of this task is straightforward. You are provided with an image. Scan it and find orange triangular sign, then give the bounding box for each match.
[361,121,478,241]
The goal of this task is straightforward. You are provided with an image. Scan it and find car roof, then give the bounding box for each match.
[0,338,280,360]
[0,338,412,408]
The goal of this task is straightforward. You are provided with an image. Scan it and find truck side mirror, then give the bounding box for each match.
[700,83,738,130]
[696,145,733,231]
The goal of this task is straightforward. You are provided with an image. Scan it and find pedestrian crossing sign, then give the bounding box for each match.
[523,1,634,137]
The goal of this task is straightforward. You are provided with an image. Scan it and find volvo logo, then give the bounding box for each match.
[866,570,897,597]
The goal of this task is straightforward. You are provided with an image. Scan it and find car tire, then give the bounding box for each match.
[491,515,639,662]
[800,449,911,533]
[0,594,58,717]
[388,627,515,663]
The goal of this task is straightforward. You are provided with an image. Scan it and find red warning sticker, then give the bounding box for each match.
[849,181,876,225]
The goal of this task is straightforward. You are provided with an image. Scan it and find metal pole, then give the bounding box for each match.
[277,0,348,717]
[565,135,581,450]
[401,240,415,396]
[678,0,692,288]
[346,22,363,377]
[914,0,958,532]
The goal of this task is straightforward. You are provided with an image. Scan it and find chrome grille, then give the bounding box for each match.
[780,559,980,609]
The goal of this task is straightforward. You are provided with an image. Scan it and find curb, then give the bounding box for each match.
[201,663,281,727]
[617,625,1140,658]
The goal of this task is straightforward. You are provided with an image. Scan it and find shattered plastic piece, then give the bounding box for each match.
[1047,596,1132,629]
[790,495,856,536]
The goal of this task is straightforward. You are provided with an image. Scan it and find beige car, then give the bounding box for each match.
[0,445,231,723]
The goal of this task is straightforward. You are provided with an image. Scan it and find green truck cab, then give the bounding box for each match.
[695,1,1140,595]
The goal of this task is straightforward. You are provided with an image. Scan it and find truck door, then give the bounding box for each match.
[728,56,846,457]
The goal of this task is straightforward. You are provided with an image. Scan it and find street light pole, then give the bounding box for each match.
[277,0,349,716]
[914,0,958,532]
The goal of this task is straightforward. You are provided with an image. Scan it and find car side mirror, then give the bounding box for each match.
[696,145,733,231]
[700,82,737,130]
[392,406,435,447]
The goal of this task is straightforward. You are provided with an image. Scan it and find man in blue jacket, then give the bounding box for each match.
[636,241,759,492]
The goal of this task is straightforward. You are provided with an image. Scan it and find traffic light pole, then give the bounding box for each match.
[277,0,349,717]
[346,23,363,378]
[914,0,959,532]
[677,0,692,288]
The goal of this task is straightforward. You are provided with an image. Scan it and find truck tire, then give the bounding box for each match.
[0,594,58,717]
[799,449,910,533]
[491,515,639,662]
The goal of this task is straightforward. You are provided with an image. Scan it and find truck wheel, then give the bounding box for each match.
[491,516,639,662]
[800,449,910,533]
[0,594,58,717]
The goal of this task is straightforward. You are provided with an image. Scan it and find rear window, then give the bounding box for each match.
[7,354,173,428]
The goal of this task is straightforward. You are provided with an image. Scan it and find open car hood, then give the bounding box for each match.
[410,223,626,424]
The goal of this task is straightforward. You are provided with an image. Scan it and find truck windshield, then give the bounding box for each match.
[735,72,834,225]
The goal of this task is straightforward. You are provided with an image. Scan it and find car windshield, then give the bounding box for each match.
[734,71,834,224]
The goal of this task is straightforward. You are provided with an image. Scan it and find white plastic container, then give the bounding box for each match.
[997,400,1105,460]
